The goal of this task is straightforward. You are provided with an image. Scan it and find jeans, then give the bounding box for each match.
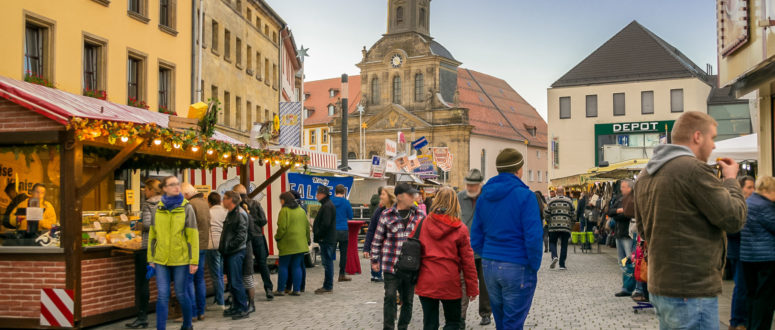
[650,294,718,330]
[225,249,248,312]
[371,268,383,280]
[742,261,775,330]
[461,258,491,320]
[286,259,307,292]
[542,226,549,252]
[728,258,747,327]
[320,243,336,290]
[336,230,349,275]
[383,272,416,330]
[250,235,274,291]
[482,259,537,330]
[549,232,569,267]
[616,237,634,292]
[206,250,224,305]
[132,250,150,322]
[278,253,305,293]
[187,250,207,317]
[419,296,461,330]
[154,264,192,330]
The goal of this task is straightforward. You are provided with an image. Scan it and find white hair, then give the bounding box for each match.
[181,182,197,197]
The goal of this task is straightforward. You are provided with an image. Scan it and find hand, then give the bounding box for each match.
[189,264,198,274]
[718,157,739,179]
[149,263,155,268]
[468,296,477,302]
[372,264,380,272]
[616,208,624,214]
[363,252,370,259]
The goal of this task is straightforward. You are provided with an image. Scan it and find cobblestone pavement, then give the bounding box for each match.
[94,244,665,329]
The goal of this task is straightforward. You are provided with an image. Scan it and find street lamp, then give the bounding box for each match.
[357,105,365,158]
[339,74,350,171]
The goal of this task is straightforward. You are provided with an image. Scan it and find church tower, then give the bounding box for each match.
[387,0,431,37]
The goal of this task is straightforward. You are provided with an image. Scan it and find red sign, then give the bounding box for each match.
[40,288,74,328]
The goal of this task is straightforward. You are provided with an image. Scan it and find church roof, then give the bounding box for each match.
[551,21,710,88]
[303,75,361,126]
[430,40,456,61]
[458,68,548,147]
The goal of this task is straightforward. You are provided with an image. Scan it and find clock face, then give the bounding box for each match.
[391,54,402,68]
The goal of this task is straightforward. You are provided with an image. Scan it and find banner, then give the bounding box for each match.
[279,102,302,147]
[413,155,437,179]
[370,156,386,178]
[407,155,421,171]
[432,147,453,172]
[288,173,354,201]
[412,136,428,150]
[385,139,397,157]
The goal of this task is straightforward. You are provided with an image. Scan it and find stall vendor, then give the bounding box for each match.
[9,183,57,231]
[3,182,29,229]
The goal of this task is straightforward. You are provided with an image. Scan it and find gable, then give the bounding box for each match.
[364,104,430,130]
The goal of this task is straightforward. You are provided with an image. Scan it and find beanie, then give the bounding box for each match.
[496,148,524,173]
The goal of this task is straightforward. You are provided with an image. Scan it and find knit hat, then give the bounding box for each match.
[464,169,484,184]
[496,148,524,173]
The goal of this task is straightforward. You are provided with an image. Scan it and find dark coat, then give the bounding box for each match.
[740,193,775,262]
[240,195,267,238]
[608,194,632,239]
[219,206,248,256]
[312,196,337,245]
[363,206,385,253]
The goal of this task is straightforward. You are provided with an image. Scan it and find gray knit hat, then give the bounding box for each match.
[496,148,524,173]
[464,169,484,184]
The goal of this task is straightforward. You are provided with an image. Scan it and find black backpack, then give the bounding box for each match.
[396,218,424,273]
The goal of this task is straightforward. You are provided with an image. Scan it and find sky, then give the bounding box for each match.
[268,0,718,122]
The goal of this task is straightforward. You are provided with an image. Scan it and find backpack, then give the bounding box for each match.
[395,218,424,274]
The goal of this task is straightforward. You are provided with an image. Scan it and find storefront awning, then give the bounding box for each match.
[279,146,338,170]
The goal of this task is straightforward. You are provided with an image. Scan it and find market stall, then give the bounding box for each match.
[0,76,307,329]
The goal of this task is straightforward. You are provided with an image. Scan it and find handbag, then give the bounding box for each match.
[395,218,424,274]
[634,238,648,283]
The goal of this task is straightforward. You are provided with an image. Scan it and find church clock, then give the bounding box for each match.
[390,54,403,68]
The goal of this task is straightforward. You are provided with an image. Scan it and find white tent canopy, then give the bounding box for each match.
[708,133,758,164]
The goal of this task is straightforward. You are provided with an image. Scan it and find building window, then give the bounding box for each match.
[211,20,219,53]
[480,149,486,179]
[255,51,261,78]
[538,170,542,182]
[246,45,252,72]
[235,0,242,13]
[211,85,218,102]
[330,89,336,98]
[396,6,404,24]
[127,53,146,104]
[670,89,684,113]
[348,152,357,159]
[528,170,534,182]
[586,95,597,117]
[255,104,261,122]
[641,91,654,114]
[371,78,380,104]
[392,76,401,104]
[328,104,335,116]
[264,58,270,84]
[322,128,328,143]
[236,96,242,130]
[129,0,141,13]
[309,129,316,145]
[223,91,231,126]
[265,109,270,122]
[255,17,261,29]
[272,31,277,43]
[247,100,252,127]
[24,22,48,79]
[613,92,625,116]
[420,8,426,27]
[159,0,174,28]
[224,29,231,61]
[559,96,571,119]
[537,150,541,159]
[83,38,106,93]
[235,37,242,67]
[272,64,277,88]
[128,0,149,21]
[264,24,269,36]
[246,8,251,22]
[158,65,173,112]
[414,73,424,102]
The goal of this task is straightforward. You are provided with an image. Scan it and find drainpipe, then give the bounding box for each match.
[191,0,198,104]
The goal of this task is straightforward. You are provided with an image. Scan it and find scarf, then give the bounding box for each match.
[161,193,184,210]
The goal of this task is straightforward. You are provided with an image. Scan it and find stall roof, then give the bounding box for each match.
[709,133,758,163]
[0,75,242,145]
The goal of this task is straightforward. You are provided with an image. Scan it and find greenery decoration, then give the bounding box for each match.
[24,71,55,88]
[83,88,107,100]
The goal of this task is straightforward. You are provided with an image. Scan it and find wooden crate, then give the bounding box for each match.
[168,116,200,133]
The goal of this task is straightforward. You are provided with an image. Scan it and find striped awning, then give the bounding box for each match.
[280,146,337,170]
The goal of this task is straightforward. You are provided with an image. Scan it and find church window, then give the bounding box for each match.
[371,78,380,105]
[414,73,424,102]
[328,104,335,116]
[392,76,401,104]
[348,152,357,159]
[420,8,426,27]
[396,6,404,24]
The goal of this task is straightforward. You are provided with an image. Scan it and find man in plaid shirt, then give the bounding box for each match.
[371,183,425,330]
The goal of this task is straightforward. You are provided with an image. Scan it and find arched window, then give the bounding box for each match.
[396,6,404,24]
[419,8,426,27]
[371,78,380,105]
[348,152,357,159]
[414,73,424,102]
[328,104,335,116]
[369,151,379,158]
[392,76,401,104]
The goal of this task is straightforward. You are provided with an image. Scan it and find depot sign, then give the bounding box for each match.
[613,122,659,133]
[595,120,674,136]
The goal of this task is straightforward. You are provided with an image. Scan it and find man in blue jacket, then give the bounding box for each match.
[470,148,543,330]
[331,184,354,282]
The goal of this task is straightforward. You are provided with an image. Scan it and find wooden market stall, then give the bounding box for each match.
[0,76,305,329]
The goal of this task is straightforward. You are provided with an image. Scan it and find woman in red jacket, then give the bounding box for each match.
[414,186,479,330]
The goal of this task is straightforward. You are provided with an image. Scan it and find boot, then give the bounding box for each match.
[248,297,256,314]
[338,274,352,282]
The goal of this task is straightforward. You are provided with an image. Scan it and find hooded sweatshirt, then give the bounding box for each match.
[331,196,353,231]
[470,172,543,272]
[414,212,479,300]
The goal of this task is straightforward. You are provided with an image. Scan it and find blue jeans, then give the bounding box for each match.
[285,261,307,292]
[320,243,336,290]
[729,258,747,327]
[278,253,305,293]
[206,250,224,305]
[371,268,383,280]
[225,249,248,312]
[482,259,537,330]
[616,237,633,293]
[154,264,192,330]
[650,294,718,330]
[187,250,207,316]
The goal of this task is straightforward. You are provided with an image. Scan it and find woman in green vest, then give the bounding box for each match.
[274,191,311,296]
[147,176,199,330]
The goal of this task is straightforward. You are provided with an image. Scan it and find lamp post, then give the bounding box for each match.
[357,105,364,158]
[340,74,349,171]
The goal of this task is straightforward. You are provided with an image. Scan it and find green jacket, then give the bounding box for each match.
[148,199,200,266]
[275,206,310,256]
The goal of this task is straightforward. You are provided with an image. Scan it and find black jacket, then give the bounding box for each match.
[219,206,248,256]
[240,194,267,237]
[313,196,337,245]
[607,195,631,239]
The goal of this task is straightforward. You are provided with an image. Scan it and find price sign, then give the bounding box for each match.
[125,190,135,206]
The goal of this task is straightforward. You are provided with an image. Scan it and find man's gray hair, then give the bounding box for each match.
[621,179,634,189]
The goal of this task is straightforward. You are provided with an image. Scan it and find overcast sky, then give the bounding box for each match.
[268,0,717,121]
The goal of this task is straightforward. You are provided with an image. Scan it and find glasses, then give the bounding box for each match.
[165,182,180,187]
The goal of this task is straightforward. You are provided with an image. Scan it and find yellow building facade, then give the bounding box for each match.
[0,0,192,115]
[197,0,283,143]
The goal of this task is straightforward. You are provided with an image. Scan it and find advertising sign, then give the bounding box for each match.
[278,102,302,147]
[370,156,386,178]
[385,139,397,157]
[288,173,354,201]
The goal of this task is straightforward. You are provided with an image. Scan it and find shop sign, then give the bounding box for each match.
[195,185,211,195]
[125,190,136,206]
[595,120,674,136]
[370,156,386,178]
[385,139,397,157]
[413,155,437,179]
[431,148,453,172]
[288,173,354,201]
[407,155,421,171]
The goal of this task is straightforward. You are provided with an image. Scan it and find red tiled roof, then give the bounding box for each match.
[0,75,243,145]
[303,75,361,126]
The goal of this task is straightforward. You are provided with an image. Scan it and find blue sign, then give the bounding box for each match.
[371,156,381,166]
[412,136,428,150]
[288,173,354,201]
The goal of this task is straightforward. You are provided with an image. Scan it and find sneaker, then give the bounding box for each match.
[289,291,301,296]
[559,266,567,270]
[272,291,285,297]
[231,310,250,320]
[314,288,333,295]
[614,291,632,297]
[479,315,492,325]
[550,257,558,269]
[223,308,239,317]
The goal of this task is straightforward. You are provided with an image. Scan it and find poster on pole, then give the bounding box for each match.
[385,139,397,157]
[279,102,302,147]
[407,155,421,171]
[413,155,437,179]
[432,147,453,172]
[394,155,409,171]
[370,156,386,178]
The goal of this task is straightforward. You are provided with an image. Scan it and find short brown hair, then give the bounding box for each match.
[223,190,241,204]
[671,112,718,144]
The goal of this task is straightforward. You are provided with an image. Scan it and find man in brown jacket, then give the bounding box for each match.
[634,112,746,329]
[182,182,211,321]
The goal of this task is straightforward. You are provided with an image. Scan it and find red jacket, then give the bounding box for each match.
[414,212,479,300]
